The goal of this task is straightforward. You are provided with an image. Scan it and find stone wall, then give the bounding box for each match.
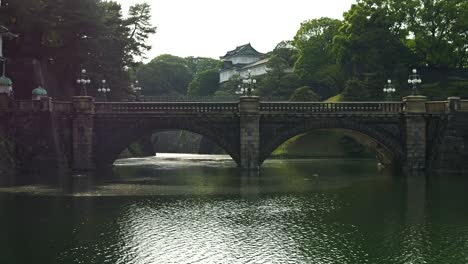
[430,113,468,172]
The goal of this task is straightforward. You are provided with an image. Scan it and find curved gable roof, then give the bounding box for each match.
[220,43,264,60]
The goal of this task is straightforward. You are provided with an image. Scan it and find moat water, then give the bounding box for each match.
[1,154,468,264]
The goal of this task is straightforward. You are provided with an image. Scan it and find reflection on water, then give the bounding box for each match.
[1,154,468,264]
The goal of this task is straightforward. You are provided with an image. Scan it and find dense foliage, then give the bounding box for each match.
[333,0,468,100]
[136,55,222,96]
[222,0,468,101]
[0,0,156,99]
[2,0,467,101]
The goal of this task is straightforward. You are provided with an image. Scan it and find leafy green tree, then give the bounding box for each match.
[187,69,220,96]
[217,74,242,96]
[126,2,157,61]
[185,57,222,76]
[333,2,411,80]
[293,18,343,98]
[256,54,302,97]
[399,0,467,68]
[185,57,222,96]
[256,72,302,98]
[1,0,156,99]
[289,86,321,101]
[270,40,297,68]
[152,54,187,65]
[137,54,191,95]
[342,79,371,101]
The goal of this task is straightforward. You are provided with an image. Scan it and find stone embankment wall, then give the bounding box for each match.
[0,131,15,180]
[430,113,468,173]
[0,111,71,179]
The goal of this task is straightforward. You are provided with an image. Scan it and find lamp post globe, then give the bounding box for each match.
[98,79,110,102]
[408,68,422,95]
[76,68,91,96]
[383,79,396,101]
[132,80,143,101]
[237,70,256,97]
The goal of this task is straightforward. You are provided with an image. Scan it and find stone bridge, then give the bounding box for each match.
[1,95,468,174]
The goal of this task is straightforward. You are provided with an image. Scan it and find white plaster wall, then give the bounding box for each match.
[231,56,259,65]
[239,64,268,78]
[220,69,239,83]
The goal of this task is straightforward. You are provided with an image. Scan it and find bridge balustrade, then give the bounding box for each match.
[15,100,42,112]
[426,101,448,114]
[53,101,73,113]
[94,102,239,114]
[461,100,468,112]
[142,96,287,102]
[259,102,403,114]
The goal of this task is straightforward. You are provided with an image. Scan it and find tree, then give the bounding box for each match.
[256,71,302,98]
[1,0,156,99]
[255,53,302,97]
[137,55,191,96]
[293,18,343,98]
[342,79,371,101]
[187,69,220,96]
[125,2,157,61]
[289,86,321,101]
[185,57,222,76]
[217,74,242,96]
[403,0,468,68]
[334,2,411,79]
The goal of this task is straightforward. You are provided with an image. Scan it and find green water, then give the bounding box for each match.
[1,154,468,264]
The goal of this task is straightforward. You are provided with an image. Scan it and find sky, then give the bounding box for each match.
[116,0,356,60]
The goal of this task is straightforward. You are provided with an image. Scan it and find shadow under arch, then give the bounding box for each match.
[93,118,240,169]
[259,118,405,168]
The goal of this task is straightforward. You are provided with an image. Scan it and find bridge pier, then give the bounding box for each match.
[72,96,95,171]
[403,96,427,171]
[239,96,260,170]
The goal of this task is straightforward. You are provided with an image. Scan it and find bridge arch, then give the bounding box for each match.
[93,116,240,168]
[259,117,405,167]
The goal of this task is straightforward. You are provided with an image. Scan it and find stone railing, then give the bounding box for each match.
[6,98,467,115]
[53,101,73,113]
[259,102,403,114]
[142,96,239,102]
[461,100,468,112]
[15,100,42,112]
[426,101,448,114]
[141,96,287,102]
[95,102,239,114]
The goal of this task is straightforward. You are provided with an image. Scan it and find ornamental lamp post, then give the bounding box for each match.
[236,70,256,96]
[131,80,143,101]
[383,79,396,101]
[97,79,110,102]
[408,68,422,96]
[76,68,91,96]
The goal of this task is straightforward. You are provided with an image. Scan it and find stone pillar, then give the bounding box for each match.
[72,96,95,170]
[239,96,260,170]
[0,93,12,112]
[447,97,461,113]
[403,96,427,171]
[40,97,53,112]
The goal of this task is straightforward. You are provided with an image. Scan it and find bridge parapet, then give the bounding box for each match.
[15,100,42,112]
[94,102,239,114]
[53,101,73,113]
[461,100,468,112]
[259,102,403,114]
[426,101,448,114]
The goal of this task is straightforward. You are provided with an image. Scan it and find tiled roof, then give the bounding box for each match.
[220,43,264,60]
